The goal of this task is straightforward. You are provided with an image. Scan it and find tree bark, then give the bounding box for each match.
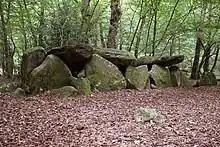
[151,7,157,56]
[0,0,13,78]
[203,43,211,72]
[81,0,91,43]
[134,16,146,58]
[190,36,202,79]
[17,0,27,51]
[128,17,141,52]
[107,0,121,49]
[23,0,38,46]
[99,21,106,48]
[190,37,202,80]
[190,1,207,79]
[38,1,45,47]
[145,13,154,56]
[203,2,213,73]
[210,45,219,72]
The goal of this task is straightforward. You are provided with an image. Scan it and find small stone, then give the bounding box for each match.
[134,108,165,123]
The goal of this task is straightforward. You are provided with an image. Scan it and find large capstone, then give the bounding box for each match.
[93,48,137,67]
[85,54,127,91]
[149,65,172,88]
[28,55,72,93]
[137,56,158,66]
[137,55,184,67]
[47,44,93,75]
[125,65,150,89]
[21,46,46,87]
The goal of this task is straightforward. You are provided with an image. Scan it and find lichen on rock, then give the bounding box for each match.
[125,65,149,89]
[70,76,91,96]
[28,55,72,93]
[51,86,78,98]
[149,65,172,88]
[85,54,127,91]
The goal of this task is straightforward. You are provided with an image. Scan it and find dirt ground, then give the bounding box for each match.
[0,87,220,147]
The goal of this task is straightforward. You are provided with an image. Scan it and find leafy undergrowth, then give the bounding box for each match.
[0,87,220,147]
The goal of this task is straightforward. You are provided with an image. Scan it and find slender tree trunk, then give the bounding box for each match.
[128,0,144,53]
[128,17,141,52]
[190,36,202,79]
[81,0,91,43]
[119,24,123,50]
[151,7,157,56]
[210,45,219,72]
[134,16,146,58]
[145,13,153,56]
[203,43,211,72]
[203,2,213,73]
[99,22,106,48]
[190,1,207,79]
[169,37,175,56]
[23,0,38,46]
[0,1,13,78]
[107,0,121,49]
[155,0,180,49]
[127,6,138,47]
[38,1,45,47]
[17,0,27,51]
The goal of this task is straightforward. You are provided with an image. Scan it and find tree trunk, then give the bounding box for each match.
[210,45,219,72]
[99,22,106,48]
[190,1,206,79]
[190,37,202,79]
[107,0,121,49]
[134,16,146,58]
[145,13,154,56]
[0,1,13,78]
[81,0,91,44]
[23,0,38,46]
[38,1,45,47]
[151,7,157,56]
[203,43,211,72]
[203,2,213,73]
[128,17,141,52]
[17,0,27,51]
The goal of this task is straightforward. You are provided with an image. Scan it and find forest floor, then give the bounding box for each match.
[0,87,220,147]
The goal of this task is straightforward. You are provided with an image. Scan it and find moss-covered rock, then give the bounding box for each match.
[149,65,172,88]
[169,66,190,87]
[28,55,72,93]
[14,88,25,96]
[93,48,137,67]
[180,71,190,87]
[125,65,149,89]
[137,56,158,66]
[70,77,91,96]
[21,46,46,87]
[199,72,217,86]
[77,69,86,78]
[134,108,165,123]
[85,54,127,91]
[51,86,78,98]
